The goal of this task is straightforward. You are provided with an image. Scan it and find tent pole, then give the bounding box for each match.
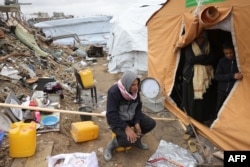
[0,103,176,121]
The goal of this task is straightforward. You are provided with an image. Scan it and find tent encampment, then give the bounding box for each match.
[147,0,250,150]
[107,0,166,74]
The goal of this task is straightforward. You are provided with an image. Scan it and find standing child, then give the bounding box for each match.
[214,42,243,119]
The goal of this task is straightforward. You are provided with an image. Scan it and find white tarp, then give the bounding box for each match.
[107,0,167,74]
[34,16,112,46]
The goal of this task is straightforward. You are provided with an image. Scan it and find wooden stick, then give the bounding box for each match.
[0,103,176,121]
[151,117,176,121]
[0,52,30,61]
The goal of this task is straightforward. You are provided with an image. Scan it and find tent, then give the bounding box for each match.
[147,0,250,150]
[107,0,166,74]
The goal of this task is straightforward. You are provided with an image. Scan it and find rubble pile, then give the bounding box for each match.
[0,18,105,167]
[0,19,100,102]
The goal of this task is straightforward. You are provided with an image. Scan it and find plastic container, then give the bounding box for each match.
[79,106,92,121]
[9,121,36,157]
[35,111,41,122]
[0,130,4,145]
[79,69,94,88]
[41,115,59,126]
[71,121,99,142]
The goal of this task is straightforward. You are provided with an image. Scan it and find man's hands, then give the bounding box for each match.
[125,123,141,143]
[134,123,141,136]
[234,72,243,80]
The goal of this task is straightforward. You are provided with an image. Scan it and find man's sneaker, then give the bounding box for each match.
[104,137,118,161]
[135,140,149,150]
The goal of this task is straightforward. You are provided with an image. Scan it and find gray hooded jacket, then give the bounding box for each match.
[106,71,142,130]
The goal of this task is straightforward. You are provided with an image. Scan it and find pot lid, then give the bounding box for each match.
[140,78,160,99]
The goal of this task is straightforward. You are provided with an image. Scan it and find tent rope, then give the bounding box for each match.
[193,0,204,16]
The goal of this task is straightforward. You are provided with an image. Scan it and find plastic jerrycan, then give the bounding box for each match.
[71,121,99,142]
[9,121,37,157]
[79,69,94,88]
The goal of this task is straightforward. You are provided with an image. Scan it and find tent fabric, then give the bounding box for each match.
[176,6,232,49]
[147,0,250,150]
[107,0,167,74]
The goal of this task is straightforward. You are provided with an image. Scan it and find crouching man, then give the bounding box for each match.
[104,70,156,161]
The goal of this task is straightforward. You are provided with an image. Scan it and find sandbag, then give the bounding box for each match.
[47,152,98,167]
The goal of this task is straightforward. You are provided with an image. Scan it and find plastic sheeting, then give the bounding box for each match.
[146,140,197,167]
[34,16,112,46]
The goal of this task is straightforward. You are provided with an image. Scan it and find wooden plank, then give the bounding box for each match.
[212,151,224,160]
[11,158,27,167]
[24,141,54,167]
[11,142,54,167]
[0,5,19,12]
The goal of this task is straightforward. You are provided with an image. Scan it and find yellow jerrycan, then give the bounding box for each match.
[71,121,99,142]
[9,121,37,157]
[79,68,94,88]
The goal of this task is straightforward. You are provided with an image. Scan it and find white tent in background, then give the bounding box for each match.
[34,16,112,46]
[107,0,167,74]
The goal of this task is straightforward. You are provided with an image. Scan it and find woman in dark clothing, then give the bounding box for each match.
[182,31,216,122]
[214,42,243,119]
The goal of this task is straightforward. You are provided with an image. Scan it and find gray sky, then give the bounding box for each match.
[1,0,137,17]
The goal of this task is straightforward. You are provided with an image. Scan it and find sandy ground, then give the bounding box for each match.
[39,57,185,167]
[0,14,225,166]
[0,55,225,167]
